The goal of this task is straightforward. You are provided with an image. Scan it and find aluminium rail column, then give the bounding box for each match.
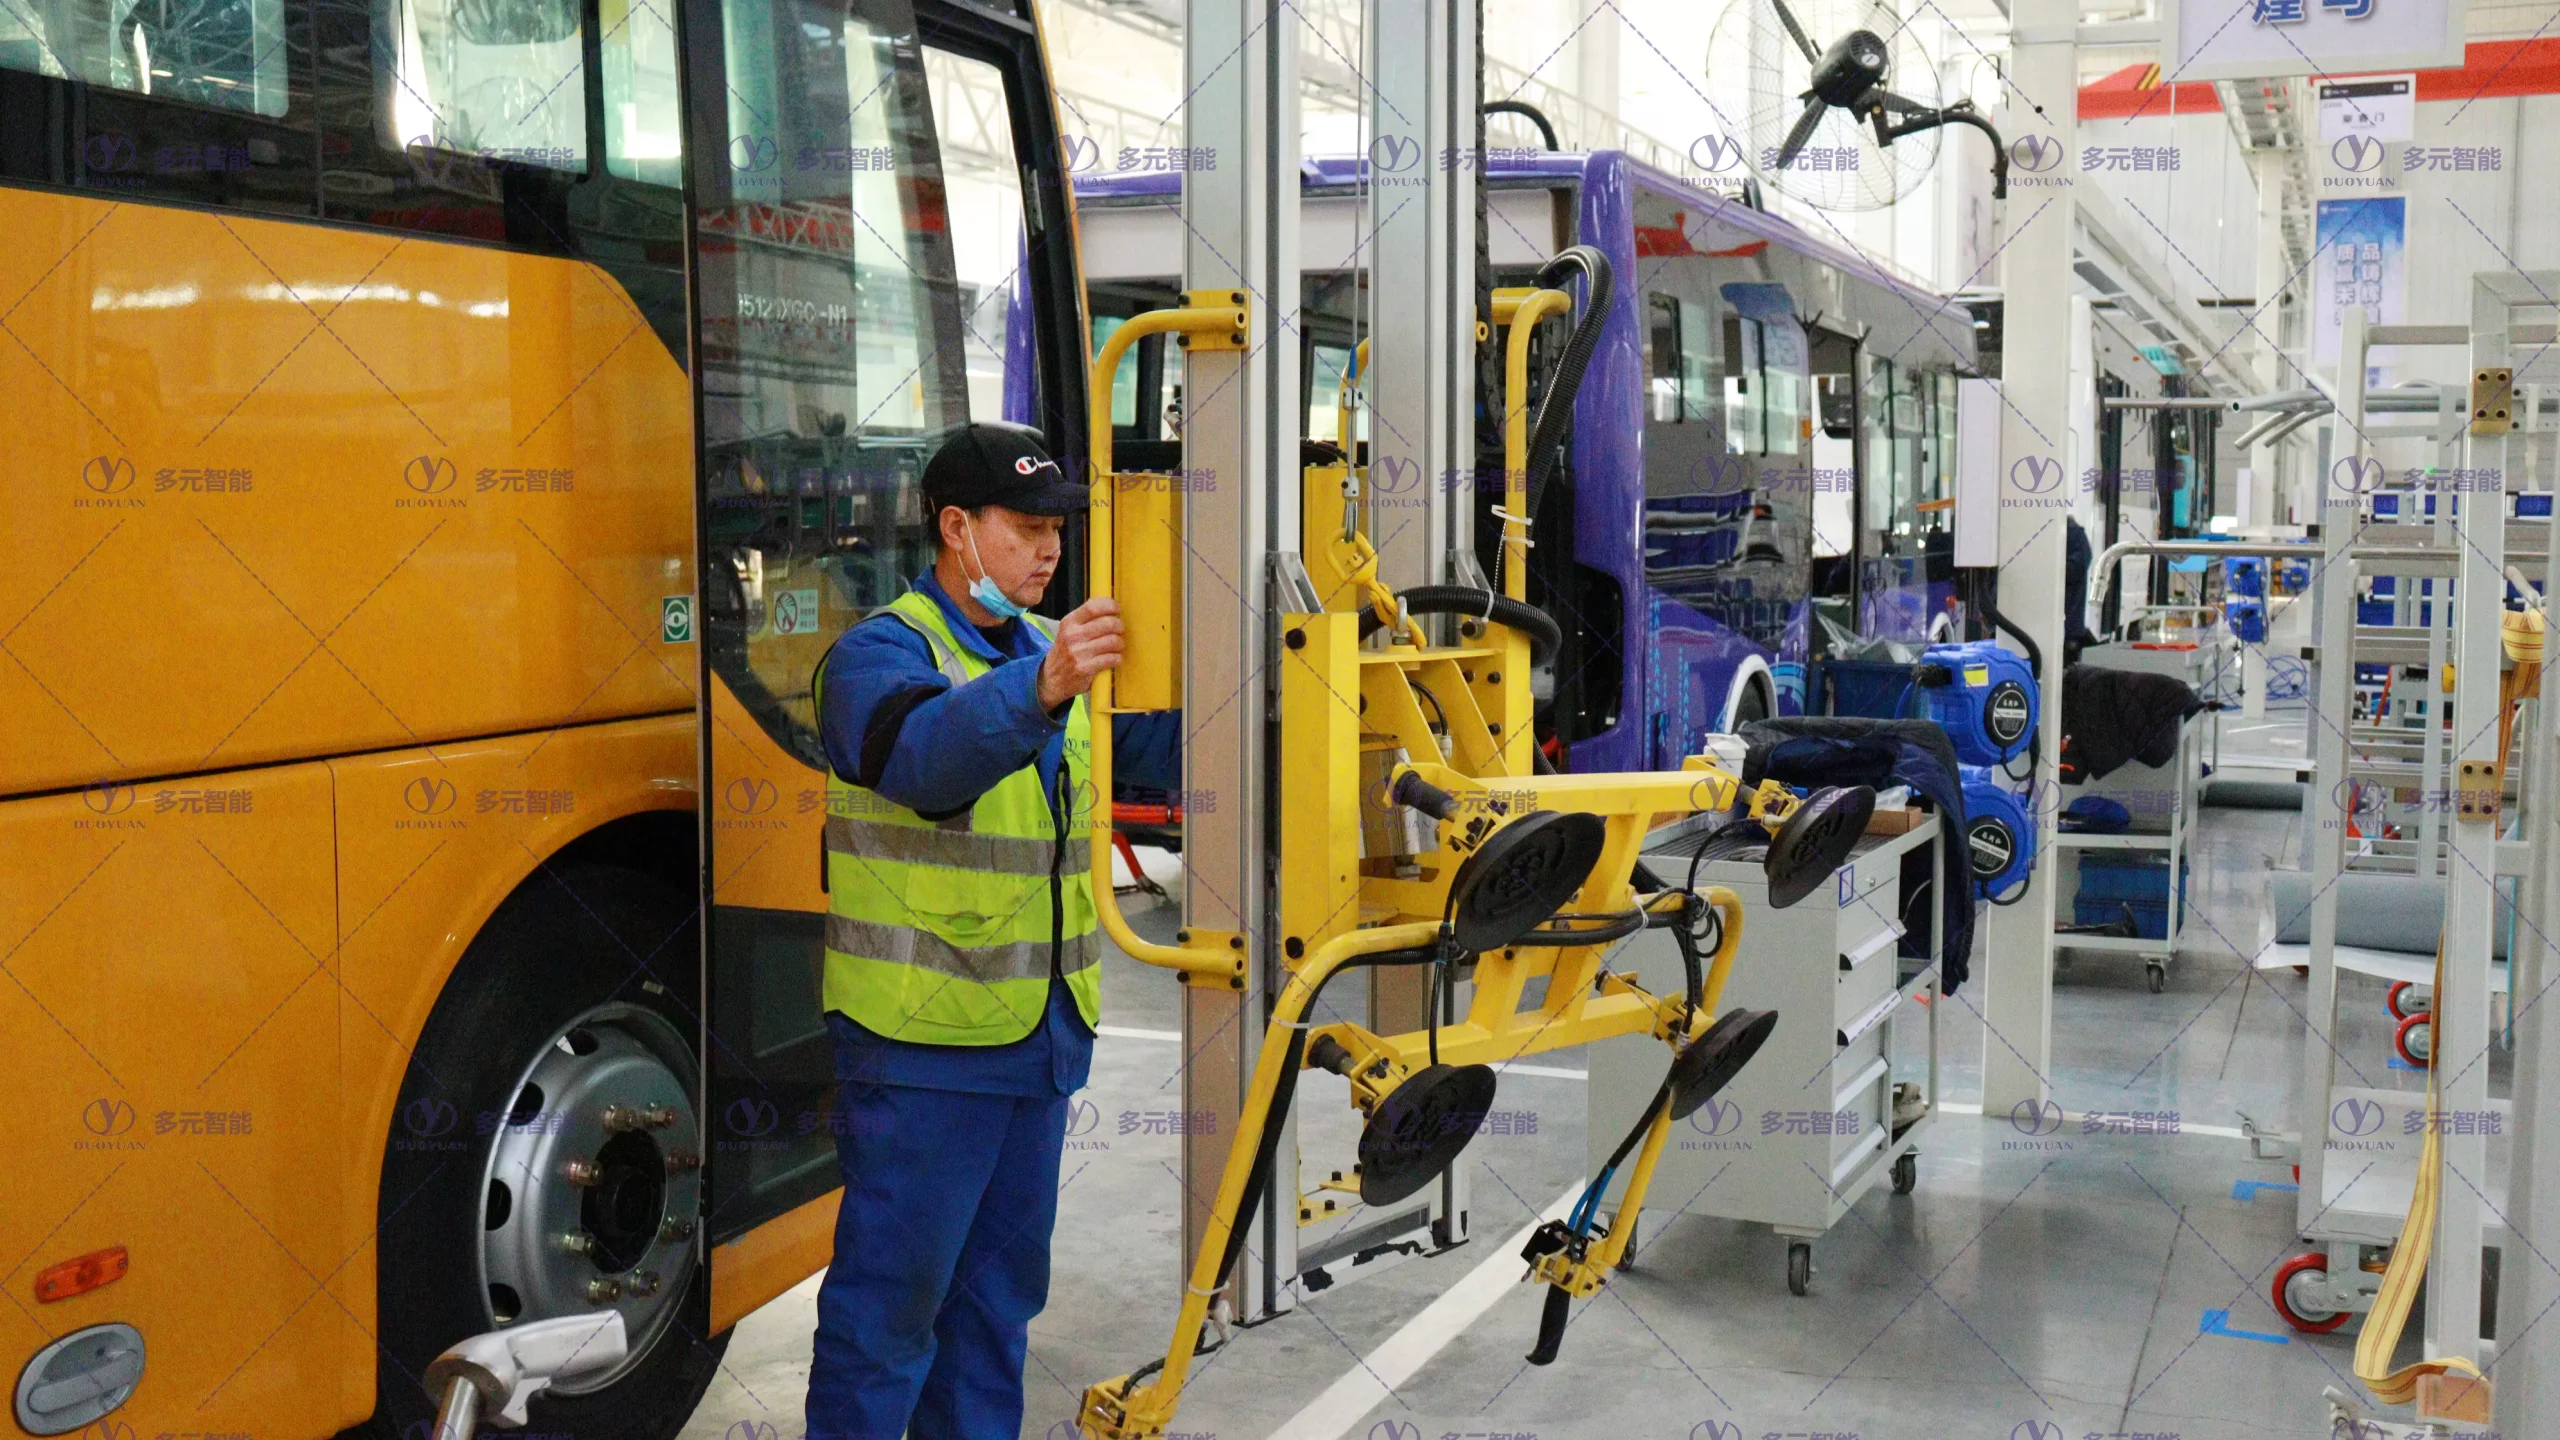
[2430,274,2510,1371]
[1980,0,2074,1114]
[2501,289,2560,1440]
[1179,0,1301,1324]
[1361,0,1480,1220]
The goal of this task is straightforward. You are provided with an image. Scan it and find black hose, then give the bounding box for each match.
[1480,100,1559,151]
[1513,245,1614,585]
[1526,1284,1574,1365]
[1209,945,1440,1293]
[1357,584,1563,665]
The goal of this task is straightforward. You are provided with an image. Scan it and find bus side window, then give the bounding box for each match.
[1761,326,1803,458]
[1678,301,1712,421]
[0,0,292,115]
[1647,294,1681,423]
[381,0,587,169]
[601,0,680,184]
[1722,312,1761,454]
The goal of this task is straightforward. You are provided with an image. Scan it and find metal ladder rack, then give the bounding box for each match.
[2279,298,2534,1369]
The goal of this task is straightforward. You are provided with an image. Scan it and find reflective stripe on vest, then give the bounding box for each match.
[816,589,1100,1045]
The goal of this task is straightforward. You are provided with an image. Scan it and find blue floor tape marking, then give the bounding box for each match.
[2201,1308,2291,1344]
[2233,1179,2301,1202]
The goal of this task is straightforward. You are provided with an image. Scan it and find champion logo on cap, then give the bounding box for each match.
[1014,455,1061,477]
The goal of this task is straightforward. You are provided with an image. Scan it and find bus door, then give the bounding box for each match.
[678,0,1085,1248]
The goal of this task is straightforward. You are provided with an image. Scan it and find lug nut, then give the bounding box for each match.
[557,1232,596,1256]
[601,1106,644,1133]
[642,1105,678,1129]
[663,1151,702,1175]
[660,1217,697,1242]
[626,1270,662,1298]
[586,1278,622,1304]
[563,1158,601,1185]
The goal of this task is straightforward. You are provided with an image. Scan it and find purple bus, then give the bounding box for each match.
[1061,151,1977,774]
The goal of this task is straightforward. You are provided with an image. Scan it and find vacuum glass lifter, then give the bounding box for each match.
[1072,266,1877,1437]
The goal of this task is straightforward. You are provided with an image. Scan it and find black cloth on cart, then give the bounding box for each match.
[2060,664,2209,784]
[1736,717,1977,993]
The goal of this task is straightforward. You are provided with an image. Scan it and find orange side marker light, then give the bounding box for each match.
[34,1245,127,1303]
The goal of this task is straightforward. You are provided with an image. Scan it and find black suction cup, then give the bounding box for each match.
[1762,785,1875,909]
[1445,810,1608,954]
[1359,1063,1498,1205]
[1666,1007,1779,1120]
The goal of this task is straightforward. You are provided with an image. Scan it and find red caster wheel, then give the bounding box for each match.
[2394,1012,2432,1068]
[2272,1252,2353,1333]
[2385,982,2430,1021]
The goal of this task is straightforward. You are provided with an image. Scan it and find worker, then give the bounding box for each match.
[806,421,1181,1440]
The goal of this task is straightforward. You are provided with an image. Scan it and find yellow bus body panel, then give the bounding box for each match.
[0,187,695,797]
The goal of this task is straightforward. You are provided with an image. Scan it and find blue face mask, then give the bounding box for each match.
[963,516,1028,622]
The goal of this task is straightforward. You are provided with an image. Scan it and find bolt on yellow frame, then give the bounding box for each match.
[1075,286,1827,1440]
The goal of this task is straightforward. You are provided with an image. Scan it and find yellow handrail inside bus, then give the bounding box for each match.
[1085,294,1250,984]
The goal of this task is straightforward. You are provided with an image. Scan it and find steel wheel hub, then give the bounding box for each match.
[479,1004,702,1392]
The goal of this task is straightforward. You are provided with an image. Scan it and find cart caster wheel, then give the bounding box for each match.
[1786,1241,1812,1296]
[1613,1213,1638,1272]
[2394,1013,2432,1068]
[2385,982,2430,1021]
[1891,1152,1918,1195]
[2145,963,2167,994]
[2272,1251,2353,1333]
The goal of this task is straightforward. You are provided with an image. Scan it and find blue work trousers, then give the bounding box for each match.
[805,1077,1066,1440]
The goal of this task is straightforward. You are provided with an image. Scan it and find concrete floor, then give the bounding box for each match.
[685,756,2477,1440]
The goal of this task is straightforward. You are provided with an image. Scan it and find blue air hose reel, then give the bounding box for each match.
[1917,641,2037,767]
[1960,764,2035,900]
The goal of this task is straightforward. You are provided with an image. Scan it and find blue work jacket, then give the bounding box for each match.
[817,569,1182,1095]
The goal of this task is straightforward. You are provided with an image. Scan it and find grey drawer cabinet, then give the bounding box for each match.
[1590,822,1944,1294]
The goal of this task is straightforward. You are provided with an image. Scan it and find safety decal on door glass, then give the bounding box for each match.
[772,588,822,637]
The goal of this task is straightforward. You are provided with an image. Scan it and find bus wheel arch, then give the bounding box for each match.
[363,829,722,1440]
[1720,657,1777,731]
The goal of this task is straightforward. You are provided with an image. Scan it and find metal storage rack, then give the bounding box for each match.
[2266,301,2528,1360]
[1586,821,1942,1294]
[2052,638,2211,993]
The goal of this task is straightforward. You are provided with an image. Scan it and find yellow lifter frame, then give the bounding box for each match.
[1071,287,1851,1438]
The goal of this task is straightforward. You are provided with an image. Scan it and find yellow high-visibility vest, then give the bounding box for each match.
[814,590,1099,1043]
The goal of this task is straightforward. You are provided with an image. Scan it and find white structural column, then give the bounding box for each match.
[1980,0,2074,1114]
[1178,0,1300,1321]
[2242,148,2291,718]
[1363,0,1476,592]
[1573,4,1617,126]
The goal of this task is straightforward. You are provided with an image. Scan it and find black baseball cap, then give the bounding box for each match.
[920,422,1087,517]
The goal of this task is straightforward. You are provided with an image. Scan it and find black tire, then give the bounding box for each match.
[1891,1152,1918,1195]
[2146,963,2168,994]
[356,863,726,1440]
[1729,679,1771,730]
[1786,1241,1812,1296]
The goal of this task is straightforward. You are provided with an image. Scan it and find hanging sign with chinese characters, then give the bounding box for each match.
[2156,0,2466,81]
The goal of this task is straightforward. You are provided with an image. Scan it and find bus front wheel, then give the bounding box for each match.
[363,862,725,1440]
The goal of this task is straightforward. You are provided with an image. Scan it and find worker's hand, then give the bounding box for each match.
[1037,597,1125,711]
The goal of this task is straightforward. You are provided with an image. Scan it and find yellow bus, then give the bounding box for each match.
[0,0,1090,1433]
